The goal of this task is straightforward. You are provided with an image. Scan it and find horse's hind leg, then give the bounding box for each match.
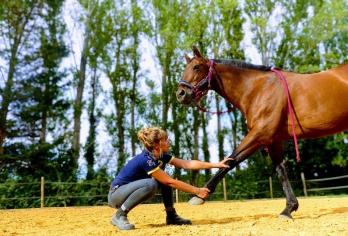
[276,161,299,219]
[268,142,299,219]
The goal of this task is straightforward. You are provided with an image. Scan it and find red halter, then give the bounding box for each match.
[179,60,234,115]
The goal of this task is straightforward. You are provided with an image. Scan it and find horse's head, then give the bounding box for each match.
[176,46,212,106]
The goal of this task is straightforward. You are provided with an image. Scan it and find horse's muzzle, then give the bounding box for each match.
[176,87,195,106]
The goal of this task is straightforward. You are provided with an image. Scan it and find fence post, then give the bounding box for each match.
[269,176,273,199]
[222,178,227,201]
[301,172,308,197]
[175,179,179,203]
[41,177,45,208]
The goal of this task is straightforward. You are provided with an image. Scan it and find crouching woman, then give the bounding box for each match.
[108,126,230,230]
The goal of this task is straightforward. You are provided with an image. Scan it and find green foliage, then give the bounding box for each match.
[326,133,348,168]
[1,136,76,181]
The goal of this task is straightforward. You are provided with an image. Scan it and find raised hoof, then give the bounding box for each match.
[188,196,205,205]
[279,214,293,221]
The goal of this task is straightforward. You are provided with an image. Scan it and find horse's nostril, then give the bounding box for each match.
[178,89,186,97]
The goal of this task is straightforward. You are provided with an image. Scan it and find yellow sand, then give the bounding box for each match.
[1,196,347,236]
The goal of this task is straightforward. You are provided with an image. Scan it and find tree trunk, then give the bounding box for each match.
[110,42,126,173]
[40,83,48,143]
[228,109,240,171]
[130,36,139,156]
[215,95,224,161]
[172,92,181,179]
[130,75,137,156]
[85,67,97,180]
[72,28,90,167]
[201,112,211,182]
[161,66,169,129]
[114,88,126,173]
[191,109,200,186]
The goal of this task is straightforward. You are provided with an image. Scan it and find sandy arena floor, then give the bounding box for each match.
[0,196,347,236]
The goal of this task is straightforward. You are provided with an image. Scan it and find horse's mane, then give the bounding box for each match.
[215,59,272,71]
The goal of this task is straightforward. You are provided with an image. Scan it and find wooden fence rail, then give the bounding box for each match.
[1,173,347,208]
[301,173,348,197]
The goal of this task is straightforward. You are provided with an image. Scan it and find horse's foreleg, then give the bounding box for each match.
[268,142,299,219]
[188,158,244,205]
[204,158,238,192]
[189,133,261,205]
[206,140,261,191]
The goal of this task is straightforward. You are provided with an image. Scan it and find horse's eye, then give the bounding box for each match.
[193,65,200,71]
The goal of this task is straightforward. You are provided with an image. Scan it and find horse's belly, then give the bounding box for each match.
[297,113,348,138]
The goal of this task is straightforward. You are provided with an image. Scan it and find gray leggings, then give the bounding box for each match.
[108,178,158,212]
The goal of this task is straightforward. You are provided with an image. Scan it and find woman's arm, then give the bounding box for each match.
[151,169,209,199]
[170,157,231,170]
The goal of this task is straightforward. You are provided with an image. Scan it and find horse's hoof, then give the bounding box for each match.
[279,214,293,221]
[188,196,205,205]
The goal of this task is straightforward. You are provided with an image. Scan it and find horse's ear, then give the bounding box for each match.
[184,53,192,64]
[192,45,202,58]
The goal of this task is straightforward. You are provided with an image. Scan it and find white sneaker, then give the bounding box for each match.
[111,214,135,230]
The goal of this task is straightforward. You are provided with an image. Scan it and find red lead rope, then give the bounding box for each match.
[271,67,301,162]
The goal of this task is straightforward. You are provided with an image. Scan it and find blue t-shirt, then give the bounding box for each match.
[111,150,174,188]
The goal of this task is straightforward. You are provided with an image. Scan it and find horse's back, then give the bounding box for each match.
[331,63,348,72]
[328,63,348,82]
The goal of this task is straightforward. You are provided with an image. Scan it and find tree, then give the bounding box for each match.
[181,1,211,185]
[81,0,110,180]
[151,0,187,129]
[244,0,280,66]
[128,0,150,156]
[84,67,98,180]
[93,0,145,172]
[1,0,71,180]
[217,1,245,169]
[150,0,194,181]
[71,0,99,172]
[212,0,246,166]
[0,0,43,155]
[105,4,129,172]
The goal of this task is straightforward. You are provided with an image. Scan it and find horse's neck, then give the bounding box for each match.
[214,64,267,112]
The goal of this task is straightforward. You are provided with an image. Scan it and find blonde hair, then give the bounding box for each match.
[137,126,168,151]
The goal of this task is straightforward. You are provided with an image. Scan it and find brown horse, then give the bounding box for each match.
[176,46,348,219]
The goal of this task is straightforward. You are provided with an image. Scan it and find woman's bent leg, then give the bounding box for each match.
[108,178,158,230]
[108,178,158,210]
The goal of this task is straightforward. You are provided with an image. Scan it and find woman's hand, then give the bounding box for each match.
[196,187,210,199]
[215,157,232,168]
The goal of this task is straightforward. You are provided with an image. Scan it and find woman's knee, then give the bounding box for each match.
[145,179,158,194]
[108,192,118,208]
